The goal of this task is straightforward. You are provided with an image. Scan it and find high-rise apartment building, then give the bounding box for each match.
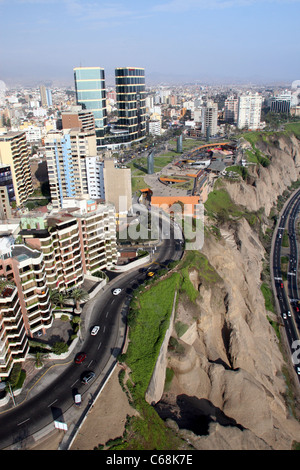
[45,128,97,209]
[20,213,84,292]
[62,198,117,273]
[0,132,34,207]
[0,239,53,340]
[114,67,146,144]
[201,101,218,138]
[237,93,262,130]
[74,67,107,148]
[224,96,238,123]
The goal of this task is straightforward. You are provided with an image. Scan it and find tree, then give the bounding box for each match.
[49,289,68,309]
[71,288,89,313]
[32,350,49,369]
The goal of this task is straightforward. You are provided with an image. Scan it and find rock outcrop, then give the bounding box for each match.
[155,133,300,450]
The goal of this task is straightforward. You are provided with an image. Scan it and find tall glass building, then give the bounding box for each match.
[115,67,146,143]
[74,67,107,147]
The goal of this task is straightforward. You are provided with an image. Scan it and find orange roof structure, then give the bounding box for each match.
[151,196,200,216]
[160,177,188,183]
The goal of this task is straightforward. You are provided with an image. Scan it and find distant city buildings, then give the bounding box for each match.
[40,85,52,108]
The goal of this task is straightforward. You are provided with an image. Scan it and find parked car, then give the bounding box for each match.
[91,325,100,336]
[283,313,287,320]
[75,352,87,364]
[147,272,155,277]
[81,371,95,385]
[297,367,300,375]
[74,393,82,406]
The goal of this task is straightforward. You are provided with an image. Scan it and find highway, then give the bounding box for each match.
[0,213,183,449]
[272,189,300,381]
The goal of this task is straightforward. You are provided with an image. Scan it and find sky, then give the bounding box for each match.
[0,0,300,87]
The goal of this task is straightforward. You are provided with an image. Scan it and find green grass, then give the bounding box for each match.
[261,283,275,313]
[178,250,222,302]
[204,187,243,222]
[175,321,189,338]
[131,176,148,192]
[125,272,182,398]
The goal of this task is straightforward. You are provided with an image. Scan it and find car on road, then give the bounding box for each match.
[280,283,284,289]
[283,313,287,320]
[287,310,291,317]
[75,352,87,364]
[113,288,122,295]
[147,271,155,277]
[91,325,100,336]
[81,371,95,385]
[297,367,300,375]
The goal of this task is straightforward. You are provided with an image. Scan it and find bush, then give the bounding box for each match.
[52,342,68,355]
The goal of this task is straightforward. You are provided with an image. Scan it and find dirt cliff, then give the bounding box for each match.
[155,132,300,450]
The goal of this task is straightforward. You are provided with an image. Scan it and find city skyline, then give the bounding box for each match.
[1,0,300,87]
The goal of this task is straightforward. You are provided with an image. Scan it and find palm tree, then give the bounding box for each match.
[71,288,89,314]
[49,289,68,309]
[32,350,49,369]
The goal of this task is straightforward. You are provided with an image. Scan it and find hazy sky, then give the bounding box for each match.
[1,0,300,86]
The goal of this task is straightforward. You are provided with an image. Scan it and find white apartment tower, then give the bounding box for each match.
[201,101,218,138]
[237,93,262,130]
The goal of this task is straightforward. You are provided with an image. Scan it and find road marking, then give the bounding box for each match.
[106,311,109,318]
[88,360,93,368]
[97,342,102,350]
[48,399,58,407]
[71,379,79,388]
[103,326,106,333]
[17,418,30,426]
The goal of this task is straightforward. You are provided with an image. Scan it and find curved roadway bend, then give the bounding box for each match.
[272,189,300,382]
[0,220,182,449]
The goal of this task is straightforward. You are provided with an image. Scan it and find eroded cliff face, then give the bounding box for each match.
[155,133,300,450]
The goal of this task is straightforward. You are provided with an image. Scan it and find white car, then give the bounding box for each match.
[113,288,122,295]
[283,313,287,320]
[297,367,300,375]
[287,310,291,317]
[91,326,100,336]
